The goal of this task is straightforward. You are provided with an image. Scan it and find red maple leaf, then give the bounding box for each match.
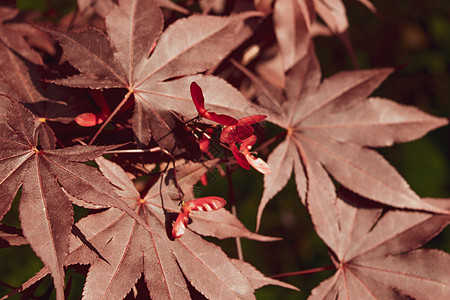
[309,188,450,299]
[43,0,262,150]
[46,157,282,299]
[248,44,448,229]
[0,1,448,299]
[0,99,153,298]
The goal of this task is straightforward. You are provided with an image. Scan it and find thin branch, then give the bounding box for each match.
[89,89,133,145]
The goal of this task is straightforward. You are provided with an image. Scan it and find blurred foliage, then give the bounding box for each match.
[1,0,450,299]
[17,0,76,15]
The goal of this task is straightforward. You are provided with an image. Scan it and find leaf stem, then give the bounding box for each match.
[89,89,134,145]
[104,147,161,154]
[270,265,336,279]
[254,130,287,152]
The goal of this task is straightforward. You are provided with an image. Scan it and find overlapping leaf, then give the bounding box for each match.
[45,0,262,150]
[274,0,315,71]
[0,20,46,114]
[0,1,448,299]
[77,0,188,16]
[0,99,153,299]
[255,43,448,228]
[0,16,84,149]
[60,157,285,299]
[0,224,27,248]
[312,0,376,64]
[313,0,376,35]
[271,0,376,69]
[309,189,450,299]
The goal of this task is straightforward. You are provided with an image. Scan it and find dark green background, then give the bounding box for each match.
[1,0,450,299]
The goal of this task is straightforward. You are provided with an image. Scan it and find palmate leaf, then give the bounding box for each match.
[309,189,450,299]
[58,157,286,299]
[0,99,154,299]
[255,44,448,229]
[44,0,263,150]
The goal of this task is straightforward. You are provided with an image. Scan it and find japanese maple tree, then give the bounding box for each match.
[0,0,449,299]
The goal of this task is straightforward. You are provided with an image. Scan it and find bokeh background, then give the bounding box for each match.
[1,0,449,299]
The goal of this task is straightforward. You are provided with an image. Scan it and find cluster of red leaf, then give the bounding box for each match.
[0,0,449,299]
[190,81,270,174]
